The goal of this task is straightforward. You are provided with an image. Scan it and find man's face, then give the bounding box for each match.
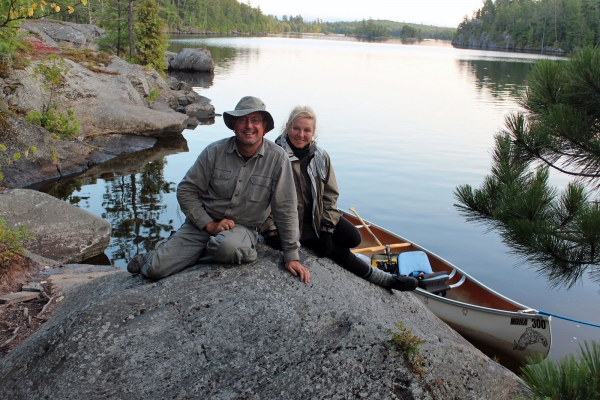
[233,112,268,153]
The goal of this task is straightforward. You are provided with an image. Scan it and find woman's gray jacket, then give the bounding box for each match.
[262,135,340,238]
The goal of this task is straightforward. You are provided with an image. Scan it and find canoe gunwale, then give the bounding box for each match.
[340,210,537,312]
[412,287,550,320]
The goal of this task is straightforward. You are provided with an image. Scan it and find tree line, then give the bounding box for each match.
[24,0,454,38]
[456,0,600,53]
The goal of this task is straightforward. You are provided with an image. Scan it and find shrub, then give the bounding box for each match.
[0,217,34,267]
[392,321,426,374]
[26,105,80,139]
[147,87,159,102]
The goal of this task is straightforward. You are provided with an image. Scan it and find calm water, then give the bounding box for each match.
[45,36,599,363]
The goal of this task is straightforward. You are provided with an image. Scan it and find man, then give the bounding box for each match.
[127,96,310,283]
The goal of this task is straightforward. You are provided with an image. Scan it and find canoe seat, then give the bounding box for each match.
[397,251,451,296]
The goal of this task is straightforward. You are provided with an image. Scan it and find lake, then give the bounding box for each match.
[45,35,599,365]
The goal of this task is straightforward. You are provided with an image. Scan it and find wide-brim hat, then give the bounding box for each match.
[223,96,275,132]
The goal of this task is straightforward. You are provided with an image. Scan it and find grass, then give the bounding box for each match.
[392,321,426,374]
[62,48,112,66]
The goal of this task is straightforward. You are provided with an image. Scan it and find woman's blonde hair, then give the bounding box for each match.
[282,106,318,143]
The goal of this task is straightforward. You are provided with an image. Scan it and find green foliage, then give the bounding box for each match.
[324,20,455,40]
[454,47,600,288]
[456,0,600,53]
[355,18,389,39]
[520,341,600,399]
[26,55,80,138]
[25,105,80,139]
[34,55,70,115]
[392,321,425,374]
[0,217,34,266]
[134,0,167,70]
[0,36,32,77]
[399,24,424,41]
[147,87,159,102]
[49,0,453,40]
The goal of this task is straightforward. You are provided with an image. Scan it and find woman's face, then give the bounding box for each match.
[288,117,315,148]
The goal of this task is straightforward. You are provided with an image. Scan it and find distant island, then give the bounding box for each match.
[453,0,599,55]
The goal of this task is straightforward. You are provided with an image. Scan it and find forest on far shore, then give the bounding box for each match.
[455,0,600,53]
[46,0,455,41]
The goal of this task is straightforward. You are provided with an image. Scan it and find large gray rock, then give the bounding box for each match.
[0,189,111,263]
[170,48,215,72]
[7,57,187,137]
[21,20,105,49]
[0,110,94,187]
[0,110,166,188]
[0,245,524,399]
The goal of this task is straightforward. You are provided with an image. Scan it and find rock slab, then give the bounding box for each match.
[170,48,215,72]
[21,20,105,49]
[0,189,111,263]
[0,245,524,399]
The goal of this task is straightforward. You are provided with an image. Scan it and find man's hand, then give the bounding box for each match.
[285,260,310,284]
[205,219,235,235]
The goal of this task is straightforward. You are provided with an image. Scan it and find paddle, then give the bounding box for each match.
[349,207,383,247]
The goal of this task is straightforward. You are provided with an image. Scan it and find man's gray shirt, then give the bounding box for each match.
[177,136,300,262]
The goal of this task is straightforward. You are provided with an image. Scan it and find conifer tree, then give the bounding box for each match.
[454,46,600,288]
[133,0,167,70]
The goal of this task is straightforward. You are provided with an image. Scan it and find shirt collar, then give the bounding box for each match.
[227,136,266,158]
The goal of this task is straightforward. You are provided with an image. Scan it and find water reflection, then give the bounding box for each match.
[102,158,176,264]
[45,135,189,265]
[167,71,214,88]
[457,59,533,101]
[168,37,258,75]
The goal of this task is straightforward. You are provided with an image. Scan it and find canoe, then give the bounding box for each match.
[341,209,552,364]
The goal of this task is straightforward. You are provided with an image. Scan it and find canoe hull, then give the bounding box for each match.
[341,210,552,364]
[412,289,551,363]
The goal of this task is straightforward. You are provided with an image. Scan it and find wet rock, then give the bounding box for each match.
[173,88,202,106]
[184,101,215,118]
[0,189,111,263]
[185,116,199,128]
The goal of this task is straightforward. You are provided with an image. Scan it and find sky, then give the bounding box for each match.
[250,0,484,28]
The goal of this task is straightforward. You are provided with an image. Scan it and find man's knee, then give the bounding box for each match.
[205,232,257,264]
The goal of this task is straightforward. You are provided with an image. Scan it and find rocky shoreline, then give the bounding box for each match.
[1,20,216,190]
[451,27,567,56]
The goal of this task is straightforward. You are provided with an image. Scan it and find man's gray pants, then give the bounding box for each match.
[140,220,259,280]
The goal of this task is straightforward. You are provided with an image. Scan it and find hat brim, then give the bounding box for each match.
[223,110,275,132]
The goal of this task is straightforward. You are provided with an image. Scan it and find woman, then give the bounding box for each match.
[262,106,417,291]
